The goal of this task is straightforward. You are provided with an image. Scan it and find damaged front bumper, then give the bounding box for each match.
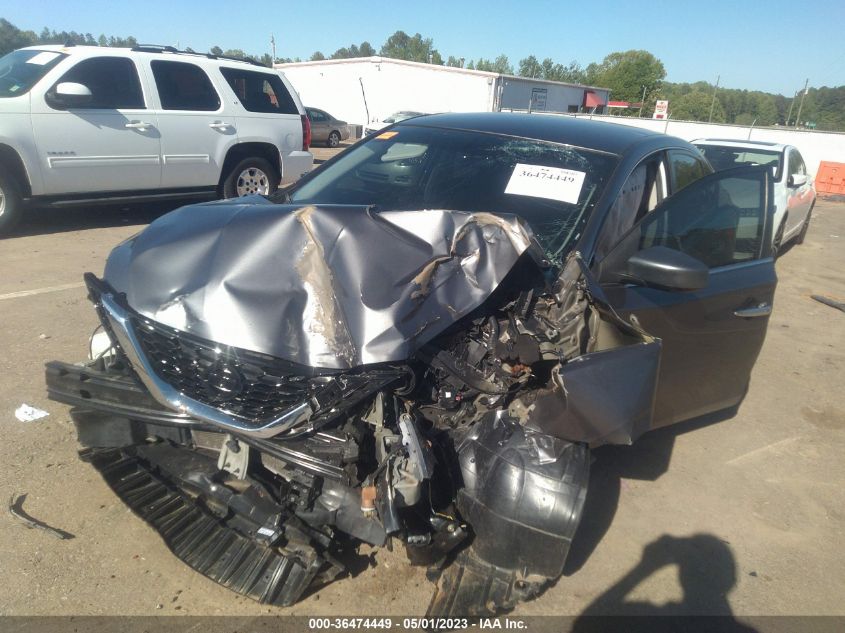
[47,244,659,614]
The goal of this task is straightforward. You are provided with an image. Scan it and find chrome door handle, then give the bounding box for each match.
[734,303,772,318]
[125,121,154,130]
[209,121,231,130]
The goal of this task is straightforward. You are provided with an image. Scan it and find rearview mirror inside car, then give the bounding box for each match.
[626,246,709,291]
[48,82,93,109]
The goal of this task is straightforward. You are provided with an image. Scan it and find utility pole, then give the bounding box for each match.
[638,85,647,117]
[270,35,276,63]
[795,78,809,128]
[708,75,720,122]
[786,90,797,126]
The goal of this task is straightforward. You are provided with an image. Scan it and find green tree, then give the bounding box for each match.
[587,50,666,105]
[518,55,542,78]
[670,91,726,122]
[380,30,442,64]
[0,19,36,55]
[310,51,325,61]
[210,45,223,56]
[446,55,464,68]
[492,54,513,75]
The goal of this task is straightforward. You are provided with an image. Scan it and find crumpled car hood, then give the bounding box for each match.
[103,198,542,369]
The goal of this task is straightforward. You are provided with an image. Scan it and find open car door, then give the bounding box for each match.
[596,165,776,429]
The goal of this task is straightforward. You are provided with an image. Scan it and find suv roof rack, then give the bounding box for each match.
[131,44,266,67]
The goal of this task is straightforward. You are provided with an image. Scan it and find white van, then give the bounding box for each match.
[0,45,314,233]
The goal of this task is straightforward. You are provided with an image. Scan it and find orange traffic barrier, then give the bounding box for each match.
[816,161,845,195]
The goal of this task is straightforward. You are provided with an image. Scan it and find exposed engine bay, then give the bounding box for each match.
[46,203,660,615]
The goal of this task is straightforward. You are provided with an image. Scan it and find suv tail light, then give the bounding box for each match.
[301,114,311,150]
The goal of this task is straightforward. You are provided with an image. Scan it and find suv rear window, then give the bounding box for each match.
[151,60,220,111]
[220,67,298,115]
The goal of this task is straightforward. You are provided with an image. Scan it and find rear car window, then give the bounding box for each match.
[220,67,298,115]
[151,60,220,111]
[54,56,145,109]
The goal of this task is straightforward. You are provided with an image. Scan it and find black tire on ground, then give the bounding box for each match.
[795,206,813,245]
[0,171,24,236]
[221,157,279,199]
[772,218,786,258]
[327,131,341,148]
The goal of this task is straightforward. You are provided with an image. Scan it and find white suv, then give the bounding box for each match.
[0,45,314,233]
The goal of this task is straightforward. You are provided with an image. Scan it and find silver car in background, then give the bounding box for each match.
[305,107,350,147]
[694,139,816,254]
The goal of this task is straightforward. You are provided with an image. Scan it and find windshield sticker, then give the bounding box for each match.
[505,163,586,204]
[26,51,61,65]
[375,131,399,140]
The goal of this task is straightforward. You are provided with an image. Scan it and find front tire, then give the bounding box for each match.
[772,219,786,258]
[222,157,278,199]
[795,206,813,245]
[0,172,24,236]
[327,131,341,148]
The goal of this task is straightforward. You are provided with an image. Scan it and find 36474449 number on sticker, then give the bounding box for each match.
[504,163,586,204]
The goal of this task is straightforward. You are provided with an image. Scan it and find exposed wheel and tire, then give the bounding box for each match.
[0,171,24,236]
[222,157,278,199]
[795,206,813,245]
[327,131,341,148]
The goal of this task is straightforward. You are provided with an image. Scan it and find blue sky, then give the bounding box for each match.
[3,0,844,95]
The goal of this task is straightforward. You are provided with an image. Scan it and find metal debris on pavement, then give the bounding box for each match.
[8,492,75,540]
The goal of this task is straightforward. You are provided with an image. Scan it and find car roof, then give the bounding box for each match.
[693,138,789,151]
[19,44,266,69]
[400,112,672,155]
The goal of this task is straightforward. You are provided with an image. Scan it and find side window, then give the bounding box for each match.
[668,150,710,193]
[595,154,667,259]
[310,109,327,122]
[51,57,144,109]
[601,167,771,276]
[788,150,807,177]
[219,67,298,115]
[151,61,220,111]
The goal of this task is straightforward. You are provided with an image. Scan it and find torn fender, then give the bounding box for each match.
[524,253,662,446]
[522,341,661,446]
[103,200,544,369]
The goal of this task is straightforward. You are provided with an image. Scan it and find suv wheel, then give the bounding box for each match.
[327,131,341,148]
[222,157,279,198]
[0,172,24,236]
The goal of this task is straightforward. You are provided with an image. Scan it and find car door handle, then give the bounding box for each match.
[125,121,154,130]
[209,121,232,130]
[734,303,772,318]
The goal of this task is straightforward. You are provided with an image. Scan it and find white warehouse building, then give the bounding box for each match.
[276,57,610,135]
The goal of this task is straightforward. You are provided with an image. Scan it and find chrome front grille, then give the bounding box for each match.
[131,317,311,424]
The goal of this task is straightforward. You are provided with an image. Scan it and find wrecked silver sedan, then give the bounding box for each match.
[46,114,777,615]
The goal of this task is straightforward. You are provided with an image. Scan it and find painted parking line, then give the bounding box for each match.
[0,282,86,302]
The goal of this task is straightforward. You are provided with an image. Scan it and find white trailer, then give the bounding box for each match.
[276,57,610,134]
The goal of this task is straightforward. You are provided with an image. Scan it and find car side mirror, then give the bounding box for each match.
[788,173,807,187]
[48,82,93,109]
[626,246,709,291]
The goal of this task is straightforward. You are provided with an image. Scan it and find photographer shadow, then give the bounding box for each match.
[571,533,757,632]
[564,406,740,576]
